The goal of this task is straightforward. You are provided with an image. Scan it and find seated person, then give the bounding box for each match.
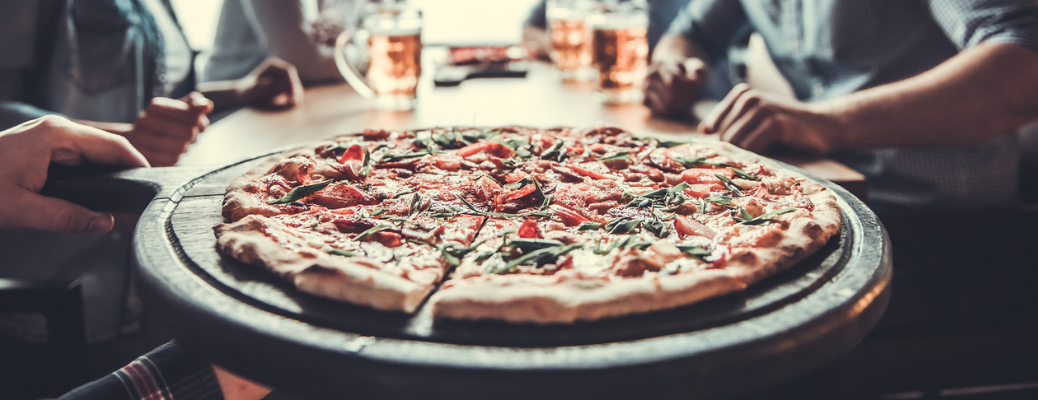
[0,1,301,394]
[0,0,304,168]
[0,116,271,400]
[203,0,362,85]
[645,0,1038,214]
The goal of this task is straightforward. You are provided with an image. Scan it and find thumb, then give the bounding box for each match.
[11,190,115,234]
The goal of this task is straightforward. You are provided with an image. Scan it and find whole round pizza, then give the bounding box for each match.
[215,126,841,323]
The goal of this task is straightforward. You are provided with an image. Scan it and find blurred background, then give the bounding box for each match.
[172,0,541,69]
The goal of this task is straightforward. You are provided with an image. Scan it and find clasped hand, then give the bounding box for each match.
[0,116,149,234]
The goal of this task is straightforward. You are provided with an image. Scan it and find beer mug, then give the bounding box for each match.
[335,5,423,111]
[546,0,595,81]
[589,0,648,103]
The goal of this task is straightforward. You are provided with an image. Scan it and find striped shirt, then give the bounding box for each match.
[669,0,1038,213]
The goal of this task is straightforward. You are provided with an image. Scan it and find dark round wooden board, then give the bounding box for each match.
[50,150,891,399]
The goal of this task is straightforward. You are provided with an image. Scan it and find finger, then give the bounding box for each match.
[656,63,679,86]
[145,97,208,125]
[135,113,201,141]
[288,67,304,106]
[131,129,192,155]
[735,118,781,154]
[720,104,770,145]
[182,92,216,115]
[700,83,752,134]
[717,92,762,135]
[644,91,667,114]
[644,79,672,106]
[8,190,115,234]
[137,150,180,168]
[38,116,150,168]
[682,58,708,82]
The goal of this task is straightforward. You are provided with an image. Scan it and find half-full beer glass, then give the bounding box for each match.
[547,0,594,81]
[589,1,648,104]
[335,5,422,110]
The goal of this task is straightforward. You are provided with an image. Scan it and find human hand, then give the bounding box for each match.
[643,58,708,118]
[0,116,149,234]
[700,84,844,154]
[237,57,304,110]
[129,91,213,167]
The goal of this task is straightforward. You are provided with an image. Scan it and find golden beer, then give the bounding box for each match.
[592,26,648,90]
[549,19,592,77]
[589,2,649,104]
[334,5,423,110]
[368,32,422,98]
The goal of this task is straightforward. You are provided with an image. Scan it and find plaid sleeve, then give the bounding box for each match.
[665,0,748,63]
[926,0,1038,53]
[60,341,223,400]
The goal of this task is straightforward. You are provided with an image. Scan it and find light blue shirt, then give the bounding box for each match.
[669,0,1038,213]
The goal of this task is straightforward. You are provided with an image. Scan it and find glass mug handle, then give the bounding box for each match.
[334,29,376,99]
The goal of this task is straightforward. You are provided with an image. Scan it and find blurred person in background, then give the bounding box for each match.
[0,0,304,168]
[0,116,271,400]
[645,1,1038,378]
[203,0,366,85]
[0,1,301,396]
[646,0,1038,214]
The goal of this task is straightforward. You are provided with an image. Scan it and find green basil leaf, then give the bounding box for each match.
[327,249,358,257]
[738,207,798,225]
[378,150,431,164]
[597,152,632,162]
[268,180,334,204]
[577,222,603,231]
[675,244,712,259]
[704,196,732,205]
[541,139,567,162]
[728,166,758,181]
[608,218,642,234]
[359,146,372,177]
[356,225,392,241]
[501,243,581,272]
[656,139,693,148]
[371,209,388,217]
[408,193,422,217]
[642,218,668,238]
[715,173,745,195]
[508,238,564,252]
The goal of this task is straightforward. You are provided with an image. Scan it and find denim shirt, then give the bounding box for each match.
[0,0,190,129]
[668,0,1038,213]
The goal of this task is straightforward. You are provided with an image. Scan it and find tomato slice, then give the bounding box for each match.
[550,204,588,226]
[674,215,716,239]
[683,183,713,199]
[455,142,515,158]
[338,144,364,164]
[678,168,732,191]
[517,219,543,239]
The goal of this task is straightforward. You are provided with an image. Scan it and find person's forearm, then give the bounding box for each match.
[651,33,712,65]
[818,42,1038,149]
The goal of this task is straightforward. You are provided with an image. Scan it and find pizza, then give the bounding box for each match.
[214,126,841,323]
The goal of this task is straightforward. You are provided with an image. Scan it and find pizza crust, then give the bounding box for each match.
[222,153,297,223]
[214,215,436,313]
[431,269,746,323]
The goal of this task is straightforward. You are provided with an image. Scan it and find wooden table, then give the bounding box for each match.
[181,57,866,198]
